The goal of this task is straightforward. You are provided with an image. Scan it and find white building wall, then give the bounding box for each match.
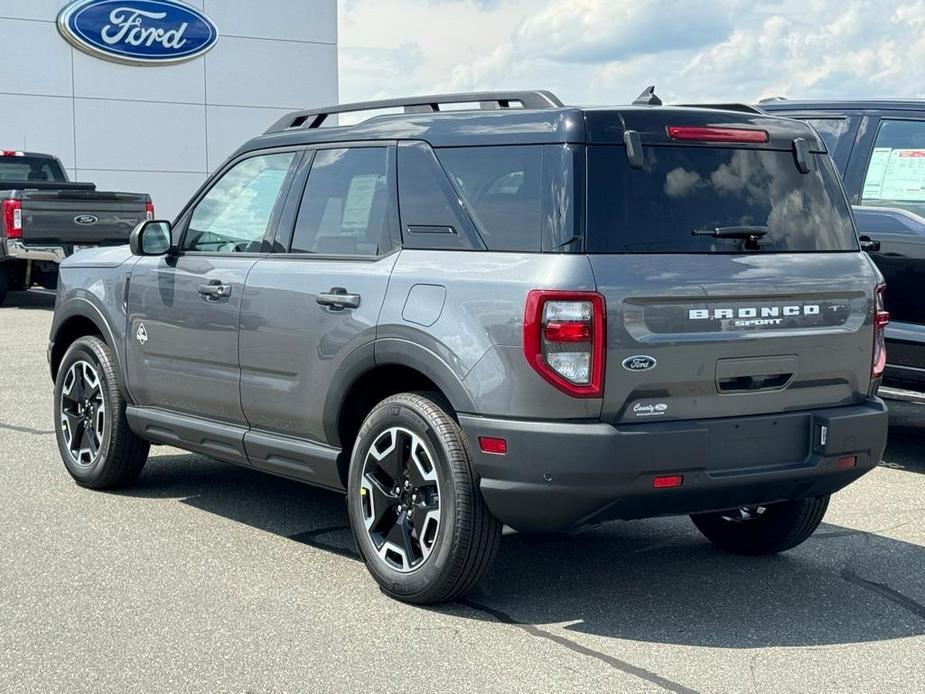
[0,0,338,217]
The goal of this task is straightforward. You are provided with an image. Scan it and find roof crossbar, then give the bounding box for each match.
[265,90,564,133]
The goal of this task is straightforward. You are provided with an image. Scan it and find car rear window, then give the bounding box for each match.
[0,156,65,182]
[587,146,858,253]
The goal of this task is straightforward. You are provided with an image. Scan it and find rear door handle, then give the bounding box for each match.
[198,279,232,299]
[316,287,361,310]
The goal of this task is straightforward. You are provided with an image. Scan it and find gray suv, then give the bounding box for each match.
[49,90,890,604]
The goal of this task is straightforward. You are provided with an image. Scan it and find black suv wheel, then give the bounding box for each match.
[347,392,501,604]
[54,336,150,489]
[690,496,830,555]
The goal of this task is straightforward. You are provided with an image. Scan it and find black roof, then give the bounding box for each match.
[235,90,825,156]
[760,98,925,113]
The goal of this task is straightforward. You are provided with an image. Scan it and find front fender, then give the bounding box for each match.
[49,271,132,401]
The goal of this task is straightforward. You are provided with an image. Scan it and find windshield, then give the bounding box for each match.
[0,156,66,182]
[587,146,858,253]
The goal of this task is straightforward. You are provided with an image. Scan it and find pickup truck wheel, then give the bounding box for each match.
[0,265,8,306]
[690,496,829,555]
[347,392,502,604]
[54,336,149,489]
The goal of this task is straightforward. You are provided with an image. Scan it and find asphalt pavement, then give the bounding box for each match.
[1,289,923,693]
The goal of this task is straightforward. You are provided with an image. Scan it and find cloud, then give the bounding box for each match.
[515,0,733,64]
[338,0,925,106]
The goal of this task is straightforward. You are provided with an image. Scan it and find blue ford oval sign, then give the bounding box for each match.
[622,355,657,372]
[57,0,218,66]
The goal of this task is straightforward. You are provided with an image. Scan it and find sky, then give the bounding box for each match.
[337,0,925,106]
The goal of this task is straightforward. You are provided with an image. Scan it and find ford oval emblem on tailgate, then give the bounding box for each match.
[57,0,218,66]
[622,355,657,372]
[74,214,99,225]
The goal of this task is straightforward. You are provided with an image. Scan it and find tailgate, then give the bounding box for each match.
[20,190,148,245]
[592,253,878,424]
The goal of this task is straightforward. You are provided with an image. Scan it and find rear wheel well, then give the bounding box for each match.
[51,316,104,380]
[337,365,447,485]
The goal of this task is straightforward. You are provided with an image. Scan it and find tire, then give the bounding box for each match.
[690,496,830,555]
[53,336,150,489]
[346,392,502,604]
[0,264,8,306]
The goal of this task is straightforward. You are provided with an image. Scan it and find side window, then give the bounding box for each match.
[800,118,848,157]
[291,147,391,256]
[397,141,481,250]
[185,152,296,253]
[437,145,544,252]
[861,119,925,217]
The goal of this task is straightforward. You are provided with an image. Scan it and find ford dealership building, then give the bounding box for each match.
[0,0,338,216]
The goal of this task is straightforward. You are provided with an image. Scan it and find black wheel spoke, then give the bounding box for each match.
[406,443,434,488]
[61,412,81,448]
[385,513,418,565]
[411,499,438,541]
[373,430,406,485]
[364,473,397,534]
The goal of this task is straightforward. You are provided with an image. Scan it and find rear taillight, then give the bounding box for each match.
[2,199,22,239]
[667,126,769,143]
[145,202,155,220]
[524,290,605,397]
[872,283,889,380]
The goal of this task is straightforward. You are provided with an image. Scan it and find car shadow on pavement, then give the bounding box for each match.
[2,289,56,310]
[882,400,925,476]
[124,449,925,650]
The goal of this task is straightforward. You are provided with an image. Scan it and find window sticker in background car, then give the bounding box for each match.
[862,148,925,202]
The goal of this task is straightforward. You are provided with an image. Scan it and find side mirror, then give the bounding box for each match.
[859,235,881,253]
[130,220,172,256]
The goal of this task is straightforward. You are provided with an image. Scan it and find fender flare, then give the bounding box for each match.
[321,337,478,448]
[50,298,129,398]
[373,338,477,414]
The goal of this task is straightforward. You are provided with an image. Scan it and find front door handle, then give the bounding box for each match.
[316,287,361,310]
[198,279,232,299]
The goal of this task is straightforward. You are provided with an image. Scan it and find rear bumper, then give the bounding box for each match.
[460,398,889,533]
[3,239,66,263]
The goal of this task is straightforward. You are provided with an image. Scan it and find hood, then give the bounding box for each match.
[61,244,134,268]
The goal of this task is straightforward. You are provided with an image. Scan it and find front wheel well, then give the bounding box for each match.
[50,316,104,380]
[336,365,447,485]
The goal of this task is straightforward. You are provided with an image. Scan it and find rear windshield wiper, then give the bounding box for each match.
[692,226,769,240]
[692,226,769,251]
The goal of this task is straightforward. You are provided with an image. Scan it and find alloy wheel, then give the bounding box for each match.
[359,427,441,572]
[59,360,106,467]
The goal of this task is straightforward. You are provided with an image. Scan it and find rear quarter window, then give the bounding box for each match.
[587,146,858,253]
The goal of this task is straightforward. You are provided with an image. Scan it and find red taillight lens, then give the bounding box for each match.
[2,199,23,239]
[145,201,155,221]
[872,283,889,379]
[653,475,684,489]
[524,290,606,398]
[836,456,857,470]
[667,126,769,143]
[478,436,508,455]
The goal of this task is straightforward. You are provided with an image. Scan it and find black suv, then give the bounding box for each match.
[761,99,925,400]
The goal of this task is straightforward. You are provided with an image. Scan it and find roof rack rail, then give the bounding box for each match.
[678,103,766,115]
[265,90,565,133]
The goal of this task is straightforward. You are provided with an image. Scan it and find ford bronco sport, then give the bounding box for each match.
[49,89,889,604]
